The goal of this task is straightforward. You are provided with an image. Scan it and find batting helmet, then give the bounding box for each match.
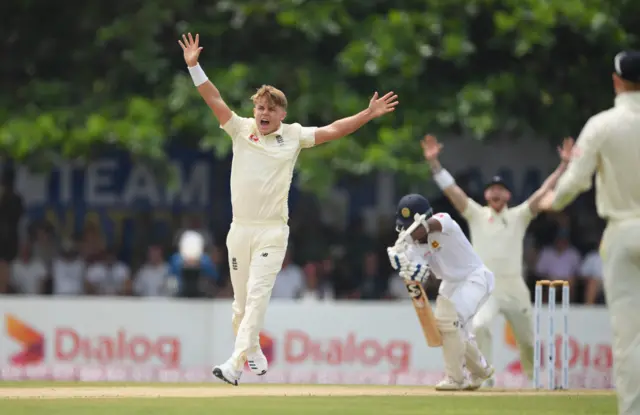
[395,193,433,231]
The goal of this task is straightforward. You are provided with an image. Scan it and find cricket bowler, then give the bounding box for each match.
[538,51,640,415]
[178,33,399,385]
[387,194,495,390]
[420,133,573,386]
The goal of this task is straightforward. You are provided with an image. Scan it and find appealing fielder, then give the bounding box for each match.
[421,134,573,386]
[538,51,640,415]
[178,33,398,385]
[387,194,495,390]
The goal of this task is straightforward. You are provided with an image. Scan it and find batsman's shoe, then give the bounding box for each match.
[247,350,268,376]
[435,376,470,391]
[466,365,495,391]
[212,360,242,386]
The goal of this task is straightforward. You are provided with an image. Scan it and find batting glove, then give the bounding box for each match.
[387,246,410,271]
[399,262,431,283]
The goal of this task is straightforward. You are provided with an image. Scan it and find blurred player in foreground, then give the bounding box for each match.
[178,33,398,386]
[421,134,573,386]
[538,51,640,415]
[387,194,495,390]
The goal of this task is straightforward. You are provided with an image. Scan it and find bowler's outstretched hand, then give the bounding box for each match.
[368,91,399,118]
[178,33,203,67]
[421,135,443,162]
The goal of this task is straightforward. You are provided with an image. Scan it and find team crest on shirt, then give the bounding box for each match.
[431,240,440,249]
[249,134,259,143]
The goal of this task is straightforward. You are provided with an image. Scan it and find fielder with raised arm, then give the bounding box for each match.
[387,194,495,390]
[178,33,398,386]
[421,134,573,387]
[538,51,640,415]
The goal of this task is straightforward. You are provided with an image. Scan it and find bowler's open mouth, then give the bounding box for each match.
[260,119,270,127]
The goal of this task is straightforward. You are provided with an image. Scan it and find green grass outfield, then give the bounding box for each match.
[0,382,617,415]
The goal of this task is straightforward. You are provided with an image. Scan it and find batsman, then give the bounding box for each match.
[421,134,573,386]
[387,194,495,390]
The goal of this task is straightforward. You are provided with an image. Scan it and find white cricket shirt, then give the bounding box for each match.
[221,112,317,223]
[405,212,494,299]
[462,199,533,279]
[552,92,640,221]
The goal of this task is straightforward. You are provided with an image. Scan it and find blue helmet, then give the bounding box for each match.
[395,194,433,231]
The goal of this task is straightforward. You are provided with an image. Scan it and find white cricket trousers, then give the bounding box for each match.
[226,220,289,370]
[600,218,640,415]
[471,276,535,379]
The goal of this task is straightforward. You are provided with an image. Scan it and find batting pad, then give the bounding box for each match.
[435,296,466,382]
[464,334,488,376]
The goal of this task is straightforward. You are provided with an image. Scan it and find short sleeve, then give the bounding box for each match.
[85,265,102,283]
[535,249,550,275]
[133,269,146,294]
[200,255,219,281]
[299,126,317,149]
[581,253,603,280]
[510,201,535,225]
[462,198,484,222]
[570,249,582,275]
[431,212,455,233]
[118,264,131,281]
[35,262,47,278]
[579,256,593,278]
[220,112,251,139]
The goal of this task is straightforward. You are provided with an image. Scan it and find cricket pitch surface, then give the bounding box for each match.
[0,383,615,399]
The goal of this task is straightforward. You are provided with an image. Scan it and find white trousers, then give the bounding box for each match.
[441,267,494,325]
[226,221,289,369]
[601,219,640,415]
[471,276,534,379]
[434,268,493,381]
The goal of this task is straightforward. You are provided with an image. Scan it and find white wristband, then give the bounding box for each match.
[433,168,455,190]
[188,64,208,87]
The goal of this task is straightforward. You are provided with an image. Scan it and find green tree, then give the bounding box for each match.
[1,0,638,191]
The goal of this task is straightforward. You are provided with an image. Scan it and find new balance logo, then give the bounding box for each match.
[261,253,268,257]
[232,257,238,271]
[275,135,284,145]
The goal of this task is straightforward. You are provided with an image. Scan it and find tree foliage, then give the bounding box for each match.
[2,0,638,191]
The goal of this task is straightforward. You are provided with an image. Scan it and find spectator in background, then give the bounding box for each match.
[133,245,171,297]
[30,221,57,272]
[174,213,214,250]
[535,229,581,297]
[85,247,132,296]
[209,243,233,298]
[356,251,387,300]
[344,216,374,278]
[10,242,47,295]
[388,271,409,300]
[0,167,23,294]
[580,248,604,305]
[80,221,106,264]
[51,239,85,296]
[300,262,334,302]
[168,230,219,298]
[271,247,305,299]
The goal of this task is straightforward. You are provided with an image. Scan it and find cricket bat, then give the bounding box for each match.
[396,218,443,348]
[405,280,442,347]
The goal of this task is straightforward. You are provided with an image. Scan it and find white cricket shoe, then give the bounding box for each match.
[212,359,242,386]
[466,365,495,391]
[435,376,470,391]
[246,350,268,376]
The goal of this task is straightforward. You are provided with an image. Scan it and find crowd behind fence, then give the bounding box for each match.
[0,166,605,306]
